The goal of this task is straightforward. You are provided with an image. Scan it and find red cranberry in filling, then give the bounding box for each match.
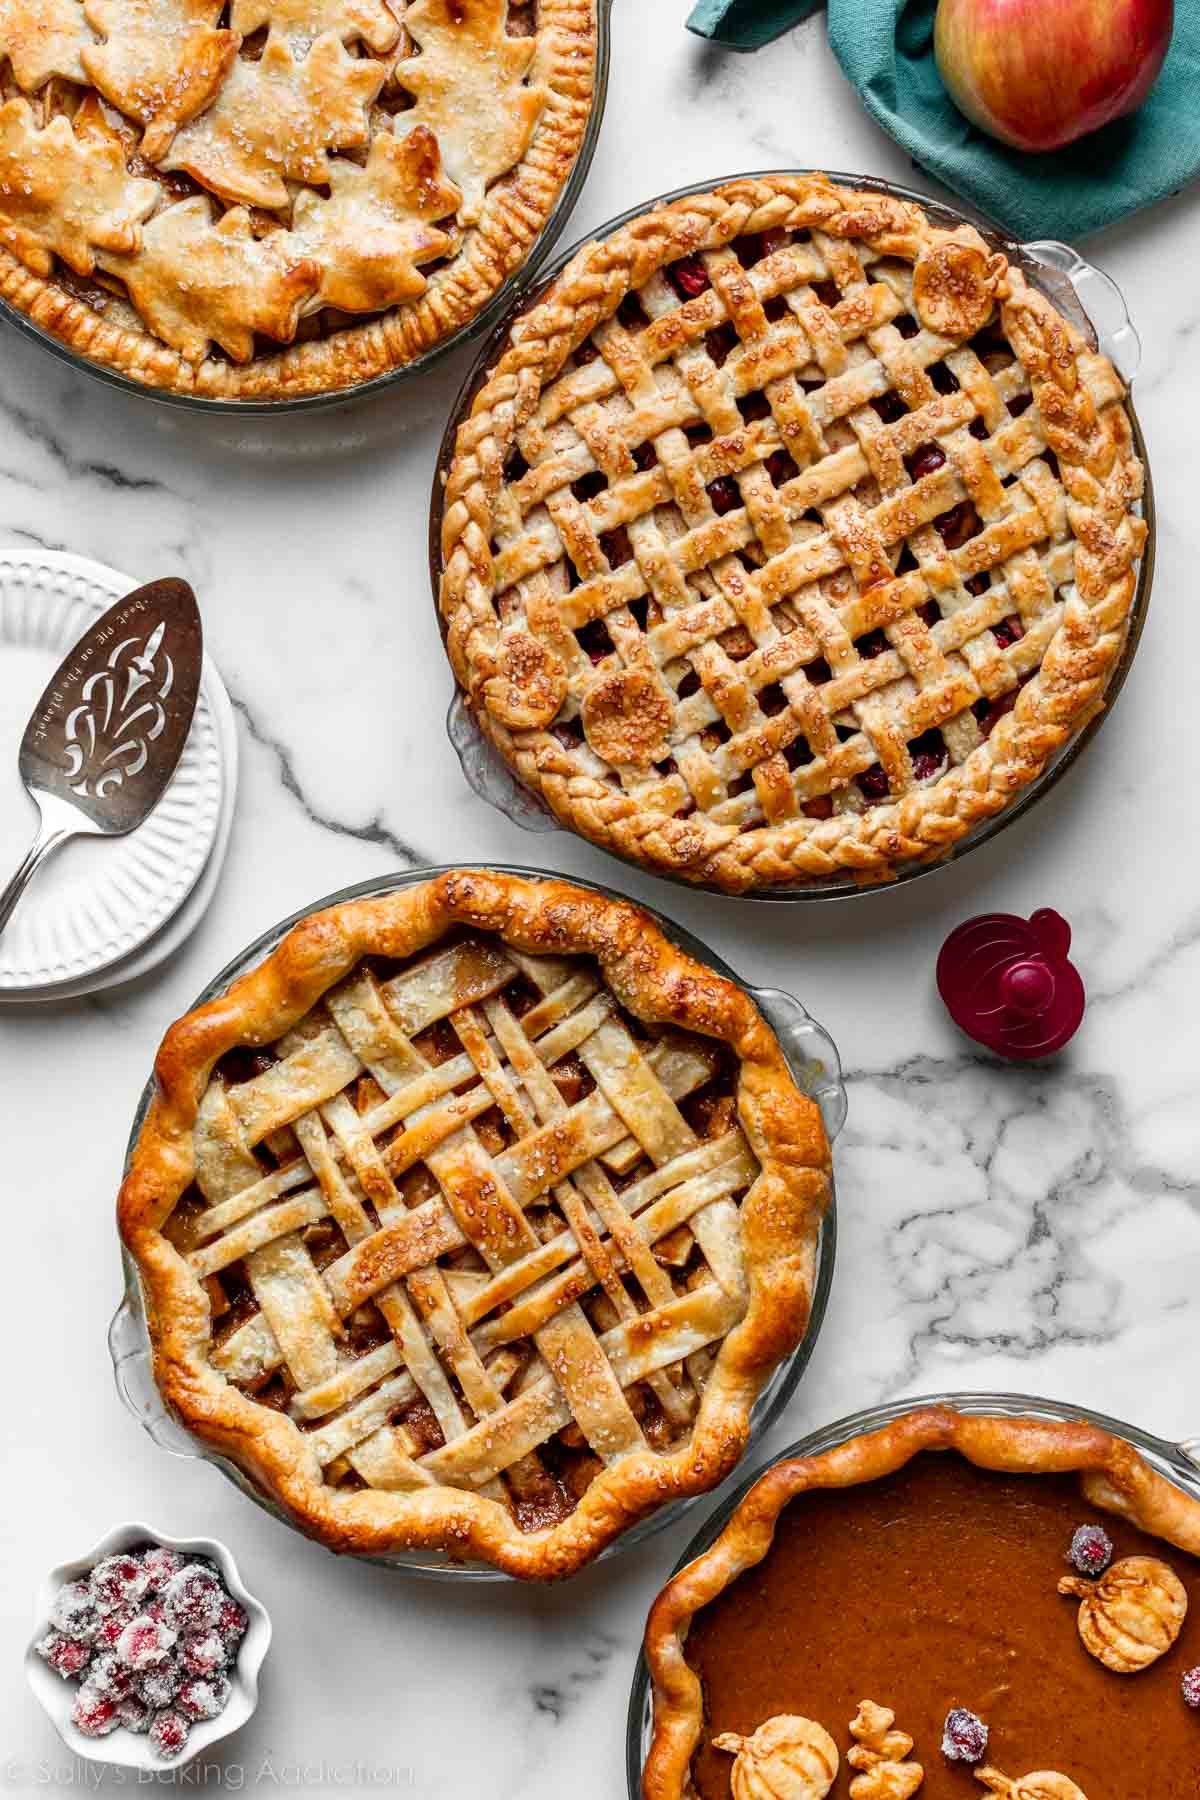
[856,629,888,659]
[858,764,891,802]
[909,729,948,781]
[707,476,740,516]
[938,500,982,550]
[765,448,799,487]
[908,442,947,481]
[992,613,1025,648]
[871,391,906,424]
[668,255,709,299]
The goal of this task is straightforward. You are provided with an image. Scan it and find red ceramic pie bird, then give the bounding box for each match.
[937,908,1085,1059]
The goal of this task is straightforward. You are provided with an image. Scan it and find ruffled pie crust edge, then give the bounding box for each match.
[437,173,1147,894]
[117,869,832,1580]
[641,1406,1200,1799]
[0,0,597,400]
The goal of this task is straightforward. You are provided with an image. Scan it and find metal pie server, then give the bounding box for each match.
[0,578,203,938]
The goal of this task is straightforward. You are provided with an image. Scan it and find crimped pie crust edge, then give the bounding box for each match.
[640,1405,1200,1800]
[0,0,597,401]
[117,868,832,1579]
[437,173,1147,894]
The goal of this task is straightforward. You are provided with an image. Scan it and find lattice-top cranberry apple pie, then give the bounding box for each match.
[437,174,1147,892]
[118,871,831,1578]
[0,0,596,398]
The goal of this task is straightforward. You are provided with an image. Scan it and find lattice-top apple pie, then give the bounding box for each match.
[0,0,596,398]
[437,174,1147,892]
[118,870,831,1577]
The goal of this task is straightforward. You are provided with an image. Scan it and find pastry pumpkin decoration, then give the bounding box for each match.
[1058,1554,1187,1672]
[712,1715,839,1800]
[975,1768,1088,1800]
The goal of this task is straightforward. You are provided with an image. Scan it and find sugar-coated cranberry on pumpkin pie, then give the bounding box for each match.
[642,1408,1200,1799]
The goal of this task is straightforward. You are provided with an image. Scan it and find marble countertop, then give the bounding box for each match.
[3,2,1199,1792]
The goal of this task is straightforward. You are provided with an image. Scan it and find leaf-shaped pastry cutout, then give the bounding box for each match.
[976,1766,1089,1800]
[394,0,545,224]
[229,0,398,53]
[847,1701,924,1800]
[291,124,458,313]
[0,95,158,276]
[713,1715,839,1800]
[160,28,383,210]
[0,0,91,88]
[103,196,319,360]
[1058,1555,1187,1673]
[81,0,239,161]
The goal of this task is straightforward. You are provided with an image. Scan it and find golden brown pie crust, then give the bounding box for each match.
[641,1407,1200,1799]
[437,174,1147,892]
[0,0,597,399]
[118,869,831,1578]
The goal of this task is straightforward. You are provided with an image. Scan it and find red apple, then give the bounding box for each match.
[934,0,1174,152]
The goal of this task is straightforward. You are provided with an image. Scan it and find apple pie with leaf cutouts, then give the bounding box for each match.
[0,0,596,398]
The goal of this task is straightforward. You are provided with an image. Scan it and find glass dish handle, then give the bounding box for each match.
[1177,1438,1200,1474]
[108,1293,198,1459]
[1022,240,1141,385]
[446,695,559,835]
[747,985,848,1142]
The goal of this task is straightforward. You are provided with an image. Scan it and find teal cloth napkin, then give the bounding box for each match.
[686,0,1200,239]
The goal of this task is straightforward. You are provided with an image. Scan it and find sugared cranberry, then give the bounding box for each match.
[992,614,1025,649]
[669,255,710,299]
[91,1555,148,1614]
[149,1709,191,1760]
[1181,1667,1200,1709]
[180,1631,227,1678]
[141,1547,186,1594]
[858,765,891,803]
[177,1674,231,1723]
[942,1709,989,1763]
[139,1656,184,1710]
[163,1566,223,1635]
[1068,1523,1114,1576]
[93,1606,134,1651]
[36,1631,92,1679]
[50,1581,98,1640]
[71,1689,119,1738]
[84,1651,135,1702]
[117,1615,177,1672]
[216,1598,248,1644]
[758,228,790,258]
[118,1694,152,1734]
[707,476,740,516]
[908,442,947,481]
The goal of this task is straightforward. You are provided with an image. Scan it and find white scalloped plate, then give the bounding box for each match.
[0,551,224,990]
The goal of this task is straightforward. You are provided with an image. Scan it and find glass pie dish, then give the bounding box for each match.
[0,1,612,414]
[625,1389,1200,1797]
[110,864,845,1584]
[431,169,1154,901]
